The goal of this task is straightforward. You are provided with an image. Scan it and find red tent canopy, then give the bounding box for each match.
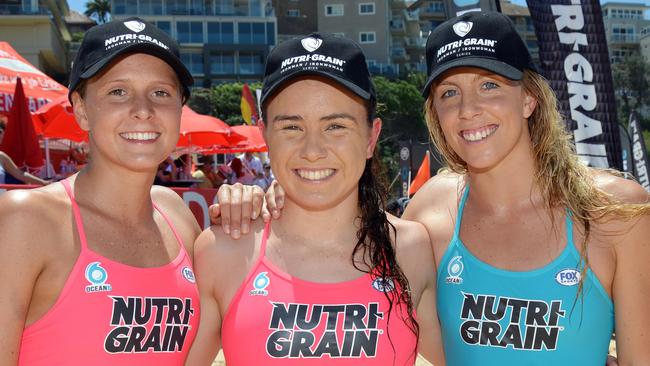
[1,77,43,169]
[0,42,67,115]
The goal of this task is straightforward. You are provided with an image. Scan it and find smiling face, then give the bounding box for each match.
[431,67,536,172]
[71,53,183,173]
[263,76,381,211]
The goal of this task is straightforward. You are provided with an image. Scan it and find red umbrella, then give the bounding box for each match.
[33,98,243,149]
[201,125,267,154]
[0,42,67,115]
[1,77,43,170]
[176,107,244,149]
[32,95,87,142]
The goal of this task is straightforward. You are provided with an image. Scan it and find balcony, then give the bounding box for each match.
[390,19,405,34]
[405,36,426,48]
[369,63,400,78]
[0,4,49,15]
[610,33,639,44]
[420,4,445,17]
[404,9,419,22]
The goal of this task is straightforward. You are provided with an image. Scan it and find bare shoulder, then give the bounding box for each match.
[403,170,463,220]
[0,185,70,260]
[388,215,435,269]
[151,185,202,256]
[388,214,431,254]
[402,171,463,265]
[591,169,649,204]
[194,219,265,280]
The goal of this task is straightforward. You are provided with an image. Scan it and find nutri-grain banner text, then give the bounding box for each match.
[526,0,621,169]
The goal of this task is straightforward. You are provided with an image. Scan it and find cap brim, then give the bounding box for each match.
[261,69,372,106]
[421,57,523,97]
[79,42,193,92]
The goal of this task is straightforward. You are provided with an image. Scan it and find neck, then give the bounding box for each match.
[466,138,543,213]
[72,161,156,221]
[273,193,362,247]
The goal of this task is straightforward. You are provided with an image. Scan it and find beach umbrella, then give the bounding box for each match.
[201,124,267,154]
[0,42,67,115]
[1,77,43,170]
[176,107,245,149]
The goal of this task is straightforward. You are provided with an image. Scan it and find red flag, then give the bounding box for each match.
[1,77,43,169]
[408,151,430,196]
[240,83,258,125]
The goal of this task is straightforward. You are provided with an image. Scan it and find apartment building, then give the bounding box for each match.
[0,0,71,83]
[315,0,421,77]
[601,2,650,63]
[110,0,278,86]
[272,0,317,43]
[409,1,538,66]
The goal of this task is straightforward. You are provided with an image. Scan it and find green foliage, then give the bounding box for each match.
[71,32,85,43]
[612,55,650,125]
[186,82,262,125]
[372,76,429,190]
[84,0,111,24]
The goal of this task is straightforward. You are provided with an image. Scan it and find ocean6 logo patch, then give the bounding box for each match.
[85,262,112,293]
[250,272,270,296]
[555,269,581,286]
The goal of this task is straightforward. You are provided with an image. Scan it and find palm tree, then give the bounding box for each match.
[84,0,111,24]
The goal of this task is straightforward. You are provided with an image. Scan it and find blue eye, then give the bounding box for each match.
[441,89,458,98]
[482,81,499,90]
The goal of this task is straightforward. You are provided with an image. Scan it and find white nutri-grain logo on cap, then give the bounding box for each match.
[453,21,473,37]
[124,20,146,33]
[301,37,323,52]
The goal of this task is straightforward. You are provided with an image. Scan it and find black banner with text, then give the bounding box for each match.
[526,0,621,169]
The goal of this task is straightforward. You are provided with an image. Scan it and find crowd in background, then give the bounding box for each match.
[154,151,274,191]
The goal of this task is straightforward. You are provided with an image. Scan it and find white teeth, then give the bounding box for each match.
[297,169,335,181]
[120,132,160,141]
[462,126,497,142]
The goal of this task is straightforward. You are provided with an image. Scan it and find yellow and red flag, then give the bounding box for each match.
[240,83,258,125]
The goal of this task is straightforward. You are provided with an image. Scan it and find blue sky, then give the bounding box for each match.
[68,0,650,14]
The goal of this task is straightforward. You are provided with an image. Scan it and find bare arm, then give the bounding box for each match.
[0,153,48,186]
[0,192,48,365]
[185,230,222,365]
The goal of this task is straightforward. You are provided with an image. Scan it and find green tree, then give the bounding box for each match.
[84,0,111,24]
[186,88,214,116]
[372,76,430,193]
[187,82,262,125]
[612,54,650,127]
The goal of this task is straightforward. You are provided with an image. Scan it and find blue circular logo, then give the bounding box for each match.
[85,262,107,285]
[182,267,196,283]
[448,256,464,277]
[253,272,270,290]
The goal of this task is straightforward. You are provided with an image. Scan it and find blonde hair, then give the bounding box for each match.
[424,69,649,294]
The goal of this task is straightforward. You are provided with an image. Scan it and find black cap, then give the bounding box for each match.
[422,11,537,96]
[68,17,193,103]
[260,33,375,106]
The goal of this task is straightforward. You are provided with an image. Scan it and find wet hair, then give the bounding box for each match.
[262,89,419,361]
[425,69,650,297]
